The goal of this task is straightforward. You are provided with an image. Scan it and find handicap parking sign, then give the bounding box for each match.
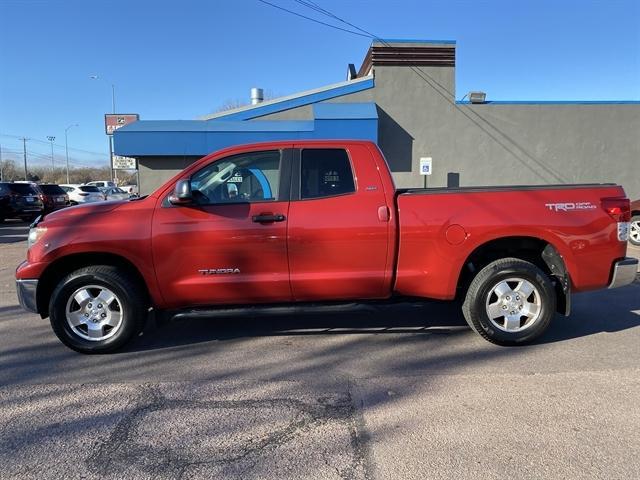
[420,157,432,175]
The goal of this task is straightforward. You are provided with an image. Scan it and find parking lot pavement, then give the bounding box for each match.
[1,240,639,479]
[0,219,29,244]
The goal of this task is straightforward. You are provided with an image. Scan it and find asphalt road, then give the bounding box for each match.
[1,219,639,479]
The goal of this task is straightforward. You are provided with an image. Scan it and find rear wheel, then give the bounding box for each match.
[49,265,147,353]
[462,258,556,345]
[630,215,640,246]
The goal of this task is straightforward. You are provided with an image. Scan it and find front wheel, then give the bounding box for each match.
[49,265,147,353]
[462,258,556,346]
[630,215,640,246]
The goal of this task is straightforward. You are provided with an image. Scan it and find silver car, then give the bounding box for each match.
[59,184,104,205]
[103,187,130,201]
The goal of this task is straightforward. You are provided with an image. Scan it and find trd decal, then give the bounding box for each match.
[545,202,597,212]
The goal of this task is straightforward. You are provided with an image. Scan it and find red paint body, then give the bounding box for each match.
[16,140,631,312]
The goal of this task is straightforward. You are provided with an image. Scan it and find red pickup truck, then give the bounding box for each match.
[16,141,637,353]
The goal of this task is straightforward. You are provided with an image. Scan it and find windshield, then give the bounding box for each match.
[79,186,101,193]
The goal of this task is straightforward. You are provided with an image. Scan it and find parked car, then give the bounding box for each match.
[630,199,640,246]
[119,184,139,196]
[103,187,130,201]
[59,184,104,205]
[0,182,44,222]
[85,180,116,190]
[16,140,637,353]
[34,184,70,214]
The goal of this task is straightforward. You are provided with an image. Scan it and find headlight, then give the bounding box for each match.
[27,226,47,249]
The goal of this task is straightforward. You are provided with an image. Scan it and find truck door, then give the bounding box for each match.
[287,144,391,300]
[152,148,293,307]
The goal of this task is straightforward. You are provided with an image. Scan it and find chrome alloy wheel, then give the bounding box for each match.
[65,285,124,341]
[630,219,640,245]
[485,277,542,333]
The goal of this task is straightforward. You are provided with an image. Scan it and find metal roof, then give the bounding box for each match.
[200,75,374,121]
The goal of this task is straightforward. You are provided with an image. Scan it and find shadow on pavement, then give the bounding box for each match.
[0,220,29,244]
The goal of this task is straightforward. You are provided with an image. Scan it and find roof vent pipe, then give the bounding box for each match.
[250,87,264,105]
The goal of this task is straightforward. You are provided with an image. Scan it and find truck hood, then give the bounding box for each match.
[43,200,125,224]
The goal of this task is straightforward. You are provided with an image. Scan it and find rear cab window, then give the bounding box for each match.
[300,149,355,200]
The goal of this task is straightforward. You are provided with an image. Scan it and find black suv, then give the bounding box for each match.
[0,182,44,222]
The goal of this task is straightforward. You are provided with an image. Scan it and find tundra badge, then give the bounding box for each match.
[198,268,241,275]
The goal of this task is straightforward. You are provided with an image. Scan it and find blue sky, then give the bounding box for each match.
[0,0,638,167]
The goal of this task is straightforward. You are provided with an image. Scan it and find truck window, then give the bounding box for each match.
[300,149,355,199]
[190,150,281,205]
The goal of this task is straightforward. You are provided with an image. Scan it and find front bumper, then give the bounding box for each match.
[608,257,639,289]
[16,279,38,313]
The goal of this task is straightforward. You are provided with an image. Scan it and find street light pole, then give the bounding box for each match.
[47,136,56,173]
[64,124,78,184]
[90,75,117,182]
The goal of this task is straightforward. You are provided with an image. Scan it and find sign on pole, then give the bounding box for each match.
[113,155,137,170]
[105,114,139,135]
[419,157,432,175]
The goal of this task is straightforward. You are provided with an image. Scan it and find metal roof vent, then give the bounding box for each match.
[469,91,487,104]
[250,87,264,105]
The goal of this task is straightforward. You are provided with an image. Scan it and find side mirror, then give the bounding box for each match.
[168,179,193,205]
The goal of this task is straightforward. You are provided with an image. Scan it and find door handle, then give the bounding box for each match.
[377,206,390,222]
[252,213,286,223]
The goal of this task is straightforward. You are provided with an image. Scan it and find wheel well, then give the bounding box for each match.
[632,210,640,218]
[36,253,150,318]
[457,236,570,314]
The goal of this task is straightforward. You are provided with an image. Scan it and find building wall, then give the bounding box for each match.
[139,156,199,195]
[371,65,639,198]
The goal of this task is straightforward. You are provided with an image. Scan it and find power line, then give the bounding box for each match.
[0,133,109,157]
[255,0,371,38]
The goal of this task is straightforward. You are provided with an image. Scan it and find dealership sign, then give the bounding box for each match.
[113,155,137,170]
[105,114,139,135]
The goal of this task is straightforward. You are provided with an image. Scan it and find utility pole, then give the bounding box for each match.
[47,136,56,173]
[21,137,28,181]
[65,124,78,184]
[0,143,3,182]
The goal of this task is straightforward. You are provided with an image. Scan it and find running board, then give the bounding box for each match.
[166,299,428,322]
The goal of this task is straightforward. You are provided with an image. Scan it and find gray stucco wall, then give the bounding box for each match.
[139,156,199,195]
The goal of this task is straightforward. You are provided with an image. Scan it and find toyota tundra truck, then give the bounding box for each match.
[15,140,638,353]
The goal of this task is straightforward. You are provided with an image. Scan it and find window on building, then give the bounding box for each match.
[300,149,355,199]
[190,150,281,205]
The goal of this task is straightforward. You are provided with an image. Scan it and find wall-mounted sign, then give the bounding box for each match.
[105,114,139,135]
[419,157,432,176]
[113,155,137,170]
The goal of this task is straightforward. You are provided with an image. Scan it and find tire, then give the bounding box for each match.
[49,265,147,353]
[462,258,556,346]
[630,215,640,246]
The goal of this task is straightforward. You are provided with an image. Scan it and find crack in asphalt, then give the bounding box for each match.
[86,384,371,479]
